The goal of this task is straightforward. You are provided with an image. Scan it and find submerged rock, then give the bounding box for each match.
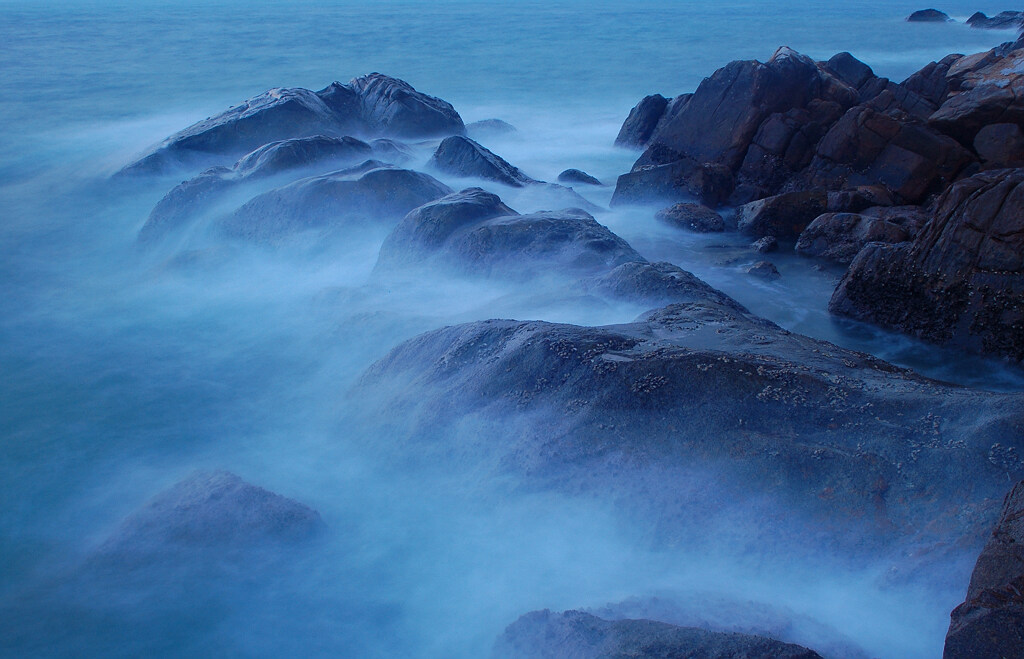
[831,168,1024,363]
[752,235,779,253]
[558,168,602,186]
[118,74,463,176]
[375,187,638,278]
[655,202,725,232]
[358,297,1024,555]
[219,166,452,242]
[746,260,781,280]
[493,610,823,659]
[429,135,537,187]
[140,135,377,242]
[944,480,1024,658]
[906,9,954,22]
[466,118,518,138]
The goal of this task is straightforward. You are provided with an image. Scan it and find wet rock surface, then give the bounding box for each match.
[655,202,725,232]
[429,135,538,187]
[831,168,1024,362]
[796,206,927,264]
[558,168,603,186]
[944,480,1024,658]
[493,610,823,659]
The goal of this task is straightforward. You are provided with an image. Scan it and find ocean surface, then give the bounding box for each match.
[1,2,1022,657]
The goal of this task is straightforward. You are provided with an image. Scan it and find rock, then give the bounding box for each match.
[558,168,602,186]
[429,135,537,187]
[345,72,464,138]
[118,74,463,176]
[492,610,823,659]
[974,123,1024,166]
[807,105,974,203]
[465,118,518,138]
[655,202,725,232]
[907,9,954,22]
[615,94,670,148]
[611,160,733,208]
[92,471,322,566]
[825,52,875,89]
[584,260,748,311]
[375,187,639,278]
[752,236,778,253]
[903,54,963,107]
[929,44,1024,147]
[943,480,1024,658]
[140,135,376,242]
[219,166,452,242]
[368,138,414,164]
[746,260,781,280]
[830,168,1024,362]
[735,190,829,239]
[358,298,1024,555]
[966,11,1024,29]
[795,206,927,264]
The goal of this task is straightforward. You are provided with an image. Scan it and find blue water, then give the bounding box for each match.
[1,2,1022,658]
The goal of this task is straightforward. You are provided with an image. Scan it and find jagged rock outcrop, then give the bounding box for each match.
[374,188,638,278]
[943,480,1024,658]
[967,11,1024,29]
[358,295,1024,554]
[429,135,538,187]
[831,168,1024,362]
[615,94,670,148]
[492,610,823,659]
[558,168,602,186]
[655,202,725,232]
[140,135,379,242]
[118,74,463,176]
[907,9,953,22]
[218,166,451,242]
[796,206,929,263]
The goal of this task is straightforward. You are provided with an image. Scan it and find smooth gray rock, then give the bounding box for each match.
[558,169,603,186]
[429,135,537,187]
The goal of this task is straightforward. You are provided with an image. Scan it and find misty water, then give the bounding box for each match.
[2,2,1024,657]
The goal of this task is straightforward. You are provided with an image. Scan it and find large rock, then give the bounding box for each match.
[830,168,1024,362]
[655,202,725,232]
[929,42,1024,146]
[735,190,830,239]
[902,54,963,107]
[796,206,928,263]
[614,94,670,148]
[492,610,822,659]
[92,471,322,566]
[974,123,1024,167]
[119,74,463,175]
[358,298,1024,555]
[907,9,953,22]
[558,168,602,186]
[375,187,639,278]
[140,135,377,242]
[944,480,1024,658]
[429,135,537,187]
[218,166,452,242]
[967,11,1024,29]
[584,260,748,311]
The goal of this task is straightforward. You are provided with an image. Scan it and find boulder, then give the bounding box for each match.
[796,206,927,263]
[614,94,670,148]
[807,105,974,203]
[752,235,779,253]
[218,166,452,242]
[735,190,830,239]
[584,260,748,311]
[907,9,954,22]
[830,168,1024,362]
[465,118,518,138]
[374,188,640,278]
[824,52,875,89]
[746,260,781,280]
[929,44,1024,146]
[140,135,376,242]
[118,74,463,175]
[92,471,322,566]
[429,135,537,187]
[943,480,1024,658]
[492,610,823,659]
[558,168,602,186]
[654,202,725,232]
[966,11,1024,29]
[974,123,1024,166]
[902,54,963,107]
[611,159,734,208]
[358,298,1024,555]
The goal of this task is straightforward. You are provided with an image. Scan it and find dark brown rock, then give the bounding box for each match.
[735,190,830,239]
[655,202,725,232]
[752,236,779,253]
[930,46,1024,146]
[796,206,926,264]
[493,610,823,659]
[830,168,1024,362]
[903,54,963,107]
[747,260,781,280]
[615,94,670,148]
[907,9,954,22]
[975,123,1024,166]
[943,480,1024,659]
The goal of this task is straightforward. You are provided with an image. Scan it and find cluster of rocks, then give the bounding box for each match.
[615,39,1024,363]
[908,8,1024,30]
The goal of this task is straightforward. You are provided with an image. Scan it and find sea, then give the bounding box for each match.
[0,2,1021,657]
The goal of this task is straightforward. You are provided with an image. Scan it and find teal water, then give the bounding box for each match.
[0,2,1021,658]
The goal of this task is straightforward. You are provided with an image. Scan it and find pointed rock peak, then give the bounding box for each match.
[769,46,807,63]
